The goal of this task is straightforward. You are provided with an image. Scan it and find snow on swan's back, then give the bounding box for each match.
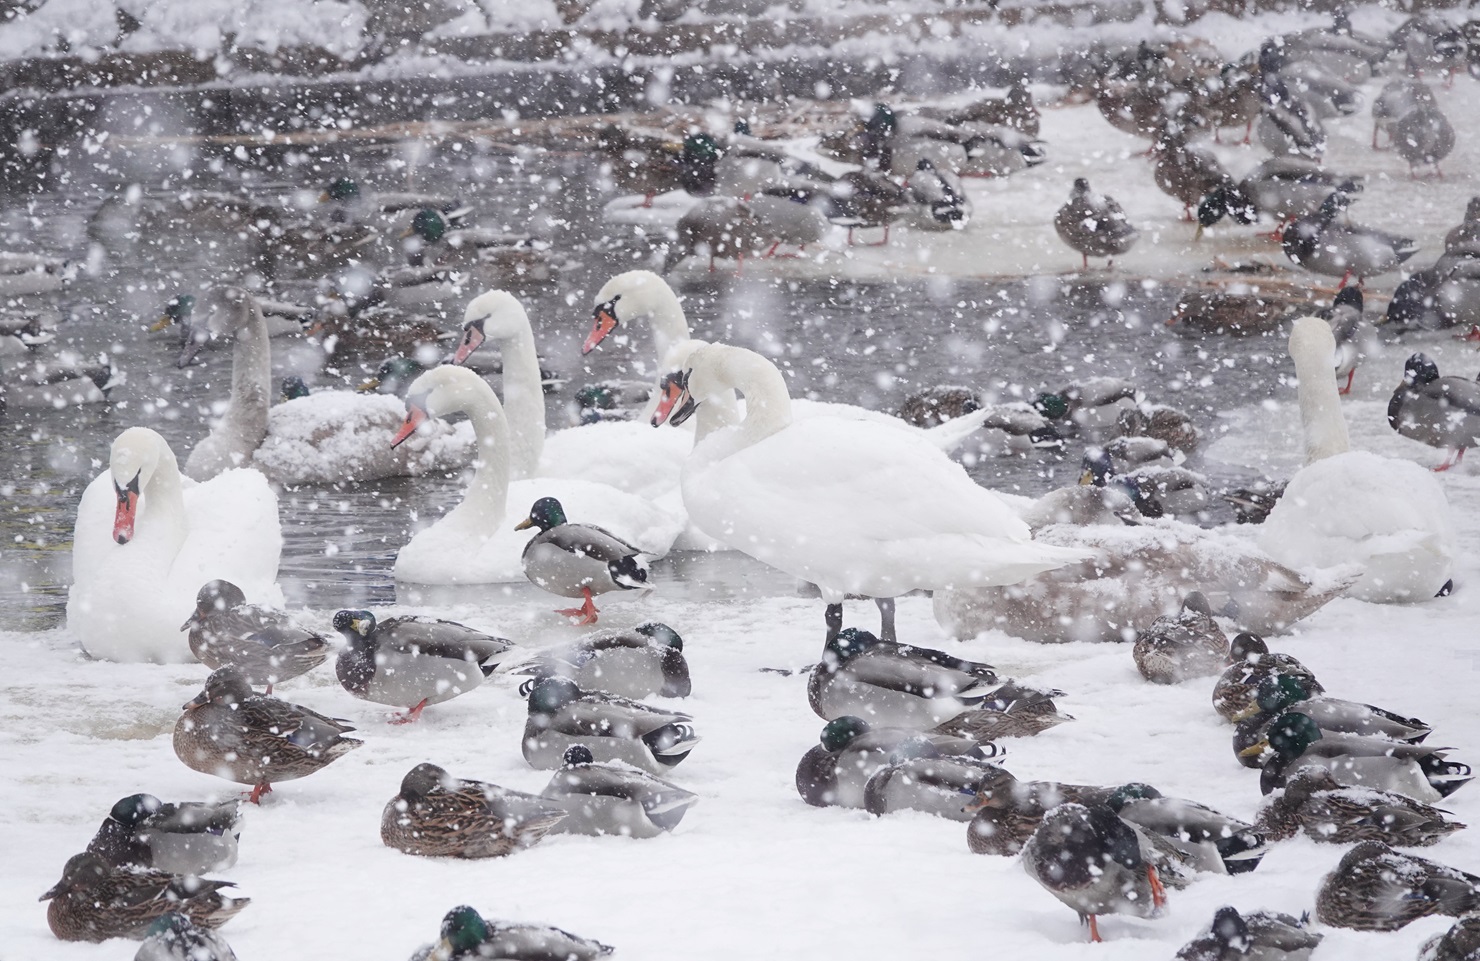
[671,343,1086,600]
[68,426,282,663]
[1258,315,1454,603]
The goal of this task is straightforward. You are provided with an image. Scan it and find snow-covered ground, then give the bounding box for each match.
[2,380,1480,958]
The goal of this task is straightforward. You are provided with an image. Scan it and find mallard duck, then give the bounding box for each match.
[174,666,362,803]
[522,676,698,775]
[410,905,613,961]
[1320,286,1372,394]
[1242,711,1471,802]
[1317,841,1480,931]
[597,127,719,204]
[333,609,513,723]
[512,621,689,699]
[1386,253,1480,331]
[134,913,238,961]
[183,580,330,690]
[1015,449,1142,531]
[1054,178,1139,269]
[662,192,828,273]
[0,307,56,356]
[1200,157,1362,231]
[935,523,1351,645]
[1393,104,1456,177]
[1421,917,1480,961]
[920,81,1040,136]
[1152,127,1238,222]
[1445,197,1480,254]
[400,209,559,287]
[0,250,73,296]
[1,350,121,411]
[1173,906,1321,961]
[1035,377,1139,434]
[1283,191,1418,284]
[1117,404,1198,452]
[318,177,465,234]
[1133,593,1229,685]
[793,169,909,246]
[516,496,650,626]
[1123,464,1212,518]
[1388,353,1480,471]
[1257,45,1327,160]
[1234,673,1431,743]
[904,158,970,230]
[1022,801,1167,943]
[306,294,452,360]
[1165,287,1292,337]
[539,744,699,838]
[857,103,1046,177]
[807,626,1061,733]
[1107,783,1266,875]
[961,768,1120,856]
[85,794,240,876]
[1212,632,1322,722]
[40,852,248,943]
[1372,77,1436,148]
[1255,767,1465,847]
[152,292,311,347]
[381,762,566,859]
[797,715,998,810]
[1395,15,1468,81]
[1094,45,1174,140]
[1283,8,1392,78]
[1222,480,1288,525]
[862,738,1017,822]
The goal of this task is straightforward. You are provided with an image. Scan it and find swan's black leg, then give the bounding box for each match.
[875,597,896,643]
[824,603,843,646]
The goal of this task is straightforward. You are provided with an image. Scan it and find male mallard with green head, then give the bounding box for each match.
[517,496,650,626]
[522,676,698,775]
[333,609,513,724]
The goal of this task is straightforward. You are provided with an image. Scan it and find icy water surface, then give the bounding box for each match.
[0,142,1300,630]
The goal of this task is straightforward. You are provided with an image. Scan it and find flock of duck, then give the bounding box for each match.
[15,8,1480,961]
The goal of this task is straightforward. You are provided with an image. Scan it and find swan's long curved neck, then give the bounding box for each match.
[444,380,511,532]
[490,314,546,480]
[1291,323,1351,464]
[637,282,693,370]
[710,347,793,449]
[224,301,271,451]
[141,439,189,551]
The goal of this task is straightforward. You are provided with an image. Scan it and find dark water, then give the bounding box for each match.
[0,138,1297,631]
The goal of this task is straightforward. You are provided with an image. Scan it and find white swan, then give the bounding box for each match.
[67,427,282,663]
[390,365,682,585]
[452,289,694,499]
[1257,315,1454,603]
[583,270,995,454]
[654,343,1086,639]
[181,286,474,485]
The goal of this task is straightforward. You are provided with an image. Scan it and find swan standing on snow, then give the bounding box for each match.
[1258,315,1454,603]
[68,427,282,663]
[389,365,680,585]
[180,285,473,485]
[652,343,1085,640]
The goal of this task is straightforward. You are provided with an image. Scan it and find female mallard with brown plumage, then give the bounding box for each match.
[1316,841,1480,931]
[1255,767,1465,847]
[381,763,567,859]
[173,667,362,804]
[183,580,331,690]
[40,852,248,943]
[1133,592,1228,685]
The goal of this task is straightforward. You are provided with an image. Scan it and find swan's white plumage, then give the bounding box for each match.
[183,288,473,485]
[1257,315,1454,603]
[392,365,681,586]
[676,344,1083,601]
[68,428,282,663]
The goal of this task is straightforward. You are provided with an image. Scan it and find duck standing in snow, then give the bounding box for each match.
[516,496,650,626]
[1021,800,1167,943]
[1054,178,1139,268]
[1388,353,1480,470]
[1282,191,1419,285]
[333,609,514,723]
[1320,286,1372,394]
[174,667,362,803]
